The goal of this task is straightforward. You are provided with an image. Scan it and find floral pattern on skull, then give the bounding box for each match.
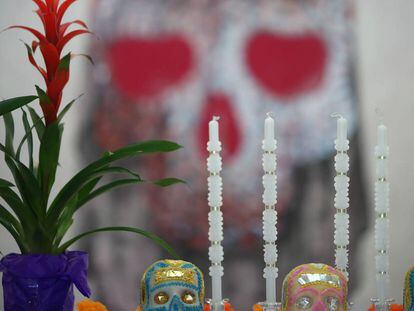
[140,260,204,311]
[281,263,348,311]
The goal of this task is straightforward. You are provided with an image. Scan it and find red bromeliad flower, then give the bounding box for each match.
[9,0,90,126]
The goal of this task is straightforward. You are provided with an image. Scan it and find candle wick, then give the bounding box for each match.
[330,112,343,119]
[266,111,274,118]
[213,116,220,121]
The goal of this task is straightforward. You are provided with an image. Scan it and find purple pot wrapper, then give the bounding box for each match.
[0,251,91,311]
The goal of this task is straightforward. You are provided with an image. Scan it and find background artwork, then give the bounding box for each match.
[79,0,367,309]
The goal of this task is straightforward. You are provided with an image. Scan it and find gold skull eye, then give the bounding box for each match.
[154,292,169,305]
[181,291,196,304]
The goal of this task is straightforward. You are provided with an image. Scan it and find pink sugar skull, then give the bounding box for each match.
[281,263,348,311]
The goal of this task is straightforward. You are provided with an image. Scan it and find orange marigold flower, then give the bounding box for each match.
[77,299,108,311]
[204,302,234,311]
[252,303,263,311]
[368,304,403,311]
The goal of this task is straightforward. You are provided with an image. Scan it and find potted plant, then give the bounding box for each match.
[0,0,182,310]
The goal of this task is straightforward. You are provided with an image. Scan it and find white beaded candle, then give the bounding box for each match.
[333,115,350,279]
[207,116,224,306]
[262,113,278,304]
[375,124,390,304]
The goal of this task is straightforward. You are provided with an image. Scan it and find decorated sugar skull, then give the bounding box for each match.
[404,266,414,311]
[281,263,348,311]
[140,260,204,311]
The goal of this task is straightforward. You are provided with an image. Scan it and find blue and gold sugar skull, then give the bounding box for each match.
[404,266,414,311]
[140,260,204,311]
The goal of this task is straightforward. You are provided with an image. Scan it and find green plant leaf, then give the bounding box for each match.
[0,142,8,155]
[0,96,37,116]
[72,53,94,65]
[56,226,179,258]
[27,106,45,140]
[0,178,14,188]
[58,53,71,70]
[35,85,51,105]
[3,153,44,221]
[52,193,78,248]
[92,166,141,178]
[51,174,104,246]
[3,112,15,157]
[0,173,48,252]
[47,166,141,226]
[0,143,16,178]
[53,217,74,249]
[75,178,143,210]
[152,177,186,187]
[55,177,184,243]
[0,202,22,234]
[38,122,61,202]
[77,176,103,199]
[47,141,180,223]
[0,187,35,231]
[22,109,34,170]
[0,203,27,253]
[83,141,182,173]
[57,94,83,123]
[1,138,24,185]
[15,115,44,164]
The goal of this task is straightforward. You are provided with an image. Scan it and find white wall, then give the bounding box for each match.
[0,0,413,308]
[354,0,414,307]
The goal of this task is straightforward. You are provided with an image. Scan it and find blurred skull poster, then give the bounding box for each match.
[80,0,367,310]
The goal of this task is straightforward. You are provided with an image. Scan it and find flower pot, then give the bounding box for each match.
[0,251,90,311]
